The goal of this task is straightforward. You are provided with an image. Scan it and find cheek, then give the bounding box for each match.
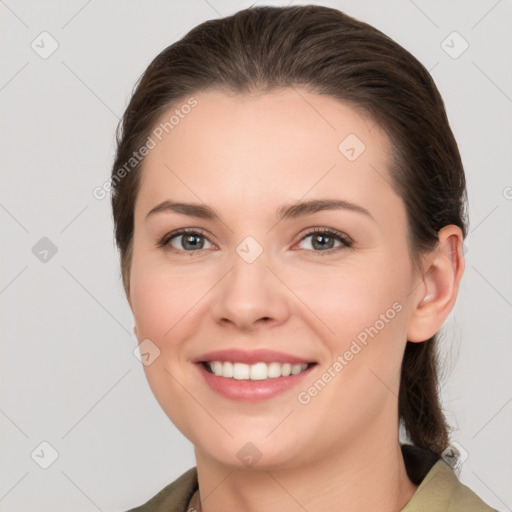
[129,251,197,342]
[293,267,408,410]
[130,246,412,357]
[130,275,170,341]
[290,257,411,402]
[129,261,202,437]
[295,257,409,339]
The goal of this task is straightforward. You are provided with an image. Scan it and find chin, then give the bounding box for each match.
[196,435,307,472]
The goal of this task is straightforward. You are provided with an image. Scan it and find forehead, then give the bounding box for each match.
[135,87,400,221]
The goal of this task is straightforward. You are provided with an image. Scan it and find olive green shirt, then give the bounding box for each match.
[126,445,498,511]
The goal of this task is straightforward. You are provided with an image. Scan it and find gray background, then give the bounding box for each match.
[1,0,511,510]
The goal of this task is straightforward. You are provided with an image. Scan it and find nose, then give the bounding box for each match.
[210,246,290,332]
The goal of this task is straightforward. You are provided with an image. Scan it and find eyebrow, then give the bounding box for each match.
[145,198,374,222]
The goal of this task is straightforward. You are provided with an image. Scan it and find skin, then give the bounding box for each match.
[127,87,464,512]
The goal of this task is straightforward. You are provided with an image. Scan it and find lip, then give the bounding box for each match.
[195,360,317,402]
[192,348,314,365]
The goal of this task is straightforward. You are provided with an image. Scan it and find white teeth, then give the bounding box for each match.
[222,361,233,378]
[233,362,250,380]
[291,364,303,375]
[212,361,224,376]
[206,361,309,379]
[249,362,268,380]
[267,362,282,378]
[281,363,292,376]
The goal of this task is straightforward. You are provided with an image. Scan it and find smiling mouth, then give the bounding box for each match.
[201,361,317,380]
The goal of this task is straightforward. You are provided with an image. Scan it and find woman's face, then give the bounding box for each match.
[128,87,423,469]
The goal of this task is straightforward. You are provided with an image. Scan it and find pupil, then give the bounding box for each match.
[184,234,203,250]
[313,234,333,250]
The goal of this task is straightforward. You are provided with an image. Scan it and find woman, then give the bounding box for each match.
[110,5,498,511]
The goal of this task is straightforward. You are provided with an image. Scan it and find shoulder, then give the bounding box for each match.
[125,467,198,512]
[402,450,498,512]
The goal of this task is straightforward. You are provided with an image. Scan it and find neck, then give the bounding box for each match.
[193,422,418,512]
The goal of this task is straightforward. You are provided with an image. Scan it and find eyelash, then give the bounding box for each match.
[156,227,353,256]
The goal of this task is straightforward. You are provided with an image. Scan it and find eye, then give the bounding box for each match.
[295,227,353,255]
[157,228,215,254]
[157,227,353,256]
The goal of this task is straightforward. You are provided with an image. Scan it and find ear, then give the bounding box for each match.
[407,225,465,343]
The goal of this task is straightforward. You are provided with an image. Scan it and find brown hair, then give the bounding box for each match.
[110,5,467,456]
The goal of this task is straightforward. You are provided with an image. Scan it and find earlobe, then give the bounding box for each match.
[407,225,465,343]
